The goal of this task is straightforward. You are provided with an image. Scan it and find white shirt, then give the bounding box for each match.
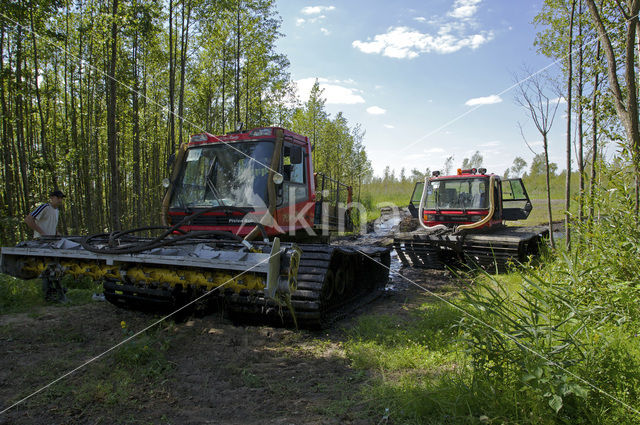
[29,203,59,237]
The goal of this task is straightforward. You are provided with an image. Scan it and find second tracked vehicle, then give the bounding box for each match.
[394,168,548,271]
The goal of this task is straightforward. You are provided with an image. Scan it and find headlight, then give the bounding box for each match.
[272,173,284,185]
[162,178,171,188]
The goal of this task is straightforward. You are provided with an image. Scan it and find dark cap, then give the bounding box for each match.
[49,190,66,198]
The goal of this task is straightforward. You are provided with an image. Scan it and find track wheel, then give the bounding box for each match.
[334,269,347,295]
[334,264,347,296]
[321,269,335,301]
[343,261,356,294]
[336,261,356,295]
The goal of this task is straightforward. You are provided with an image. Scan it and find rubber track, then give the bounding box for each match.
[227,244,391,328]
[394,230,545,273]
[103,243,391,328]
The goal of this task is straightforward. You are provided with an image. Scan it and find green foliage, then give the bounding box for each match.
[290,81,373,194]
[461,273,592,417]
[346,304,461,371]
[458,165,640,423]
[527,152,559,177]
[359,180,415,220]
[509,156,528,178]
[0,275,45,313]
[0,274,102,313]
[462,151,483,169]
[115,322,171,374]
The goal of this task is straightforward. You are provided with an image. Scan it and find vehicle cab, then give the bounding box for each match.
[408,168,533,230]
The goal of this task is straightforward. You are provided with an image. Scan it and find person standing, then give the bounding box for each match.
[25,190,65,238]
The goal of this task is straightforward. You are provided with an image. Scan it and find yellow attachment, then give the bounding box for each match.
[125,267,149,283]
[122,267,266,293]
[148,268,184,286]
[21,259,47,276]
[16,258,267,294]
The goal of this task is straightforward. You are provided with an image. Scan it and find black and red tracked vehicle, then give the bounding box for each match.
[1,127,390,327]
[394,168,548,271]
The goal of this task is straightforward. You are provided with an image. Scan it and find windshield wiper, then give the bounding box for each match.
[205,157,226,207]
[178,192,192,213]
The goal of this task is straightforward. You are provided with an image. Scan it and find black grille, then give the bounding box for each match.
[169,215,244,226]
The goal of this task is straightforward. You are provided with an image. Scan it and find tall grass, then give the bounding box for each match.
[359,180,416,220]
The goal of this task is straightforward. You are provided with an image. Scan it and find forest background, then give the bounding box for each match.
[0,0,373,244]
[0,0,637,246]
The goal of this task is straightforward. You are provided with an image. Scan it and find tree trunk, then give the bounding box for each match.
[586,0,640,217]
[133,29,141,228]
[221,43,226,133]
[544,134,555,248]
[589,40,601,224]
[235,0,241,127]
[178,0,191,146]
[107,0,121,230]
[0,27,15,218]
[168,0,176,153]
[577,0,584,224]
[565,0,575,248]
[30,8,58,192]
[15,27,30,212]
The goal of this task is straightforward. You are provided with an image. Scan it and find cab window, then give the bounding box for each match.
[282,143,307,205]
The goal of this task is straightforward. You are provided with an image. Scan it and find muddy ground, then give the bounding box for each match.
[0,211,455,424]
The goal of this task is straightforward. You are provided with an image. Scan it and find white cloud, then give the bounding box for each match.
[353,0,492,59]
[479,140,501,147]
[295,77,365,105]
[465,94,502,106]
[551,96,567,104]
[406,153,428,160]
[367,106,386,115]
[320,27,331,36]
[424,147,446,154]
[296,18,305,26]
[384,124,395,129]
[301,6,335,15]
[448,0,482,20]
[353,26,493,58]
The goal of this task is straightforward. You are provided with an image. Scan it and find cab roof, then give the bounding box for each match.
[188,126,308,147]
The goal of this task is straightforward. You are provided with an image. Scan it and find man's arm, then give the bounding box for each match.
[25,214,46,236]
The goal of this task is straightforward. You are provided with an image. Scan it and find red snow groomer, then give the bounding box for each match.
[394,168,548,271]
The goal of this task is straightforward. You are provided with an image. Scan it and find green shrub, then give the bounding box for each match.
[458,164,640,423]
[0,275,45,313]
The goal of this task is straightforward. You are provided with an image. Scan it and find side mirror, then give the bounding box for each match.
[167,153,176,170]
[272,173,284,185]
[290,146,303,164]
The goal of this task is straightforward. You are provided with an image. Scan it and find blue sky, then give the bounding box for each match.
[274,0,572,177]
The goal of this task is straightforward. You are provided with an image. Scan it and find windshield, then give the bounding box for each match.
[170,141,274,209]
[424,177,489,210]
